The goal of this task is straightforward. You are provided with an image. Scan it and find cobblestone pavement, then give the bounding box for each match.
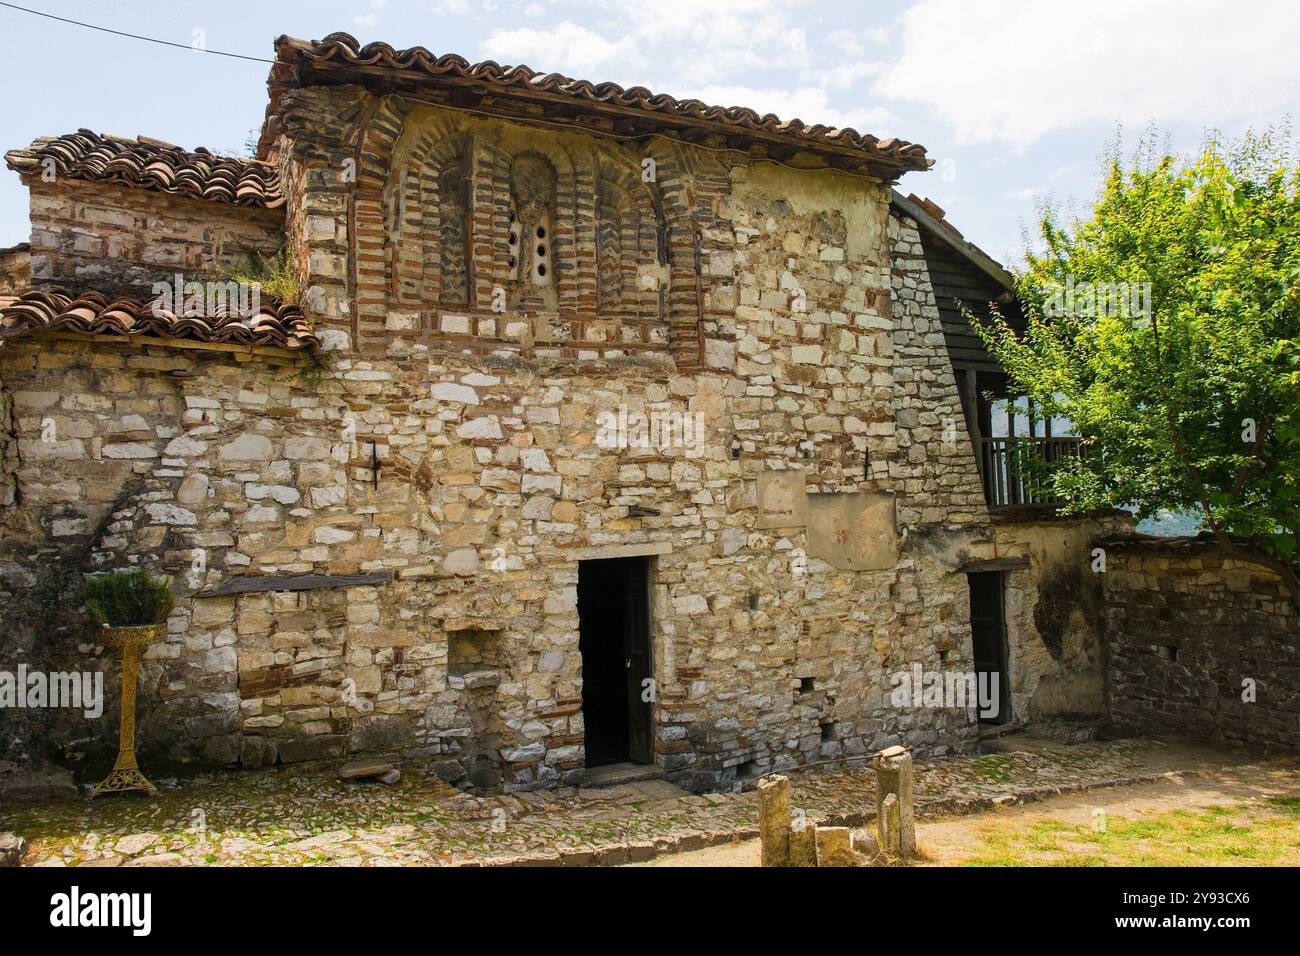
[2,737,1290,867]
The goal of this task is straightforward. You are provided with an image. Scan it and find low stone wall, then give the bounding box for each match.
[1102,538,1298,753]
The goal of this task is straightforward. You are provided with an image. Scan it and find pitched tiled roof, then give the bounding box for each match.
[4,130,283,209]
[890,190,1014,292]
[266,32,929,174]
[0,290,318,351]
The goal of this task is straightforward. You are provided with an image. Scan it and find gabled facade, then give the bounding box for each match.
[0,33,1124,789]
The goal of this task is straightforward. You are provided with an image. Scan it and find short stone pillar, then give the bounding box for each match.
[0,832,25,867]
[873,745,916,859]
[814,826,855,867]
[880,793,901,854]
[789,816,817,867]
[757,774,791,867]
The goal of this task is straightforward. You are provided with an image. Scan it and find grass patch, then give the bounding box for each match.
[961,802,1300,866]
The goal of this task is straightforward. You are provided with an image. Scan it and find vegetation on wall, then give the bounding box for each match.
[225,244,334,387]
[224,246,300,307]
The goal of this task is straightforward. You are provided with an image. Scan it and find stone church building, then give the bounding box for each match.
[3,33,1286,793]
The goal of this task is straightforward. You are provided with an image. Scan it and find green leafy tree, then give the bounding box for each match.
[977,129,1299,601]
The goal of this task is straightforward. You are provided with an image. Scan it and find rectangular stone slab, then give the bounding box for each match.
[756,468,808,529]
[806,491,897,571]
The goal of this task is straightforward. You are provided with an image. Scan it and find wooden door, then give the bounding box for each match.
[623,559,653,764]
[968,571,1009,724]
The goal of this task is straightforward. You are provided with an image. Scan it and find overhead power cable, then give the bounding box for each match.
[0,1,275,63]
[0,1,908,182]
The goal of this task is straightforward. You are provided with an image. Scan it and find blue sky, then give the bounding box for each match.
[1,0,1297,265]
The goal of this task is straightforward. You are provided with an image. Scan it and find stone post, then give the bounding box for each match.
[757,774,791,867]
[789,816,817,867]
[873,745,915,859]
[814,826,855,867]
[880,793,900,855]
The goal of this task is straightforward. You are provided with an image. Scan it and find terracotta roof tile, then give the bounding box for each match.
[0,290,318,352]
[266,33,929,174]
[4,130,283,209]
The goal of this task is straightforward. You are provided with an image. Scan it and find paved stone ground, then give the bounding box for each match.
[1,736,1290,867]
[640,763,1300,866]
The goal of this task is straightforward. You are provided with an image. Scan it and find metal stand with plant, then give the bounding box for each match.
[83,568,174,798]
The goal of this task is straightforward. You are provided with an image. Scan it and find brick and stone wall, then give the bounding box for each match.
[0,242,30,296]
[1103,539,1298,753]
[7,92,1284,787]
[0,372,13,510]
[24,178,283,296]
[0,87,1019,789]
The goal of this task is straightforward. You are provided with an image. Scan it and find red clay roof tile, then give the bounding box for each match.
[0,290,318,352]
[4,130,283,209]
[266,32,930,174]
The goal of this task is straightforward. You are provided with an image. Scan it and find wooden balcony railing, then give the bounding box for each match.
[979,436,1084,508]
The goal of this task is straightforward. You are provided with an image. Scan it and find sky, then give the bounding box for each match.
[1,0,1297,266]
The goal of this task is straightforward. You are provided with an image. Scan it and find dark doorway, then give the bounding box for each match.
[577,556,653,767]
[967,571,1010,724]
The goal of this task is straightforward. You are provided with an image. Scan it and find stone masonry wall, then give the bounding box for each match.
[994,513,1132,726]
[887,212,987,528]
[24,178,283,296]
[0,332,985,787]
[1,91,1006,790]
[1103,540,1298,753]
[0,242,30,296]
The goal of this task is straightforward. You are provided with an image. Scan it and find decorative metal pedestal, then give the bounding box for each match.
[91,623,167,798]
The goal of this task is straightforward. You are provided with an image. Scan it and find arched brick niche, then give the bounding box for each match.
[386,118,473,314]
[352,100,712,362]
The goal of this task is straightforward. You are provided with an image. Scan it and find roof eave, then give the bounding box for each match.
[890,189,1015,293]
[264,33,930,177]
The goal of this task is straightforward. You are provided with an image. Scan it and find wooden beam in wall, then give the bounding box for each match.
[198,571,394,597]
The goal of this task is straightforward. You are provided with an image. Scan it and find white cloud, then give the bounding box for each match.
[354,0,387,28]
[474,2,898,136]
[679,84,898,136]
[804,60,882,92]
[606,0,808,44]
[873,0,1300,148]
[481,22,644,76]
[826,29,864,57]
[587,0,817,83]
